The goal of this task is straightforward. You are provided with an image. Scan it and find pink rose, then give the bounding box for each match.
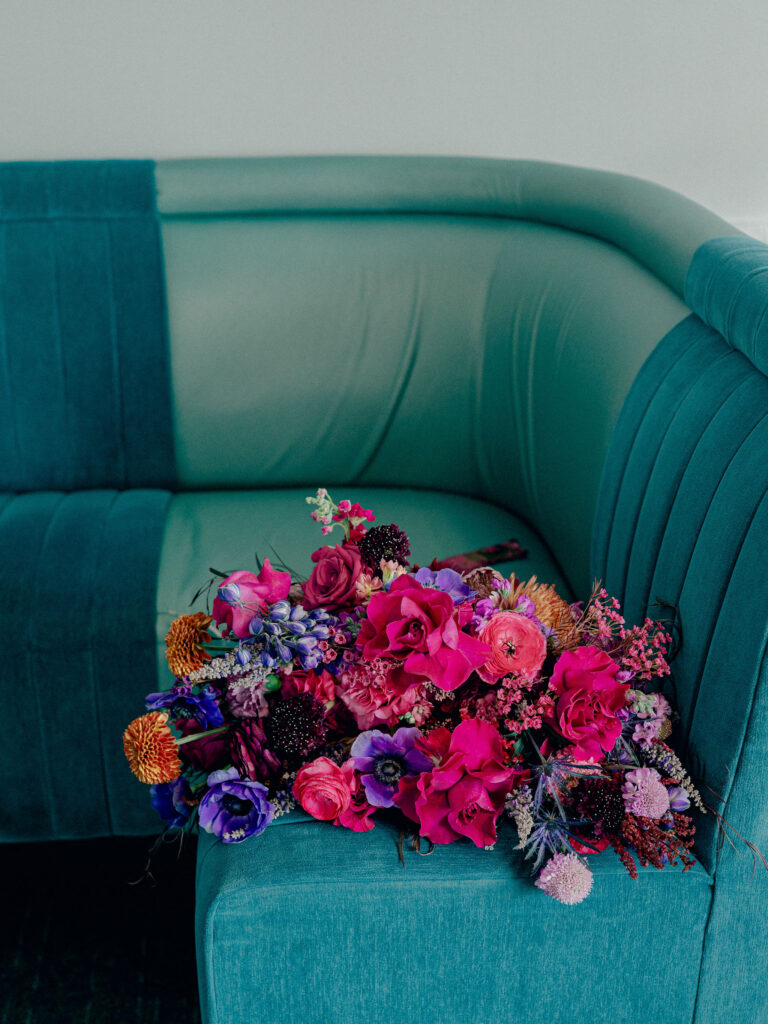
[302,543,363,611]
[357,576,489,692]
[212,561,292,638]
[293,757,351,820]
[476,611,547,683]
[293,757,376,831]
[393,719,516,847]
[545,646,629,761]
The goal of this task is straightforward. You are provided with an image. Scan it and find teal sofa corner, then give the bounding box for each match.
[2,157,766,1023]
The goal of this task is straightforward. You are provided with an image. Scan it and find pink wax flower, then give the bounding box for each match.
[393,718,516,848]
[622,767,670,819]
[337,657,426,730]
[476,611,547,683]
[212,561,291,638]
[545,646,629,761]
[302,543,363,611]
[356,576,489,692]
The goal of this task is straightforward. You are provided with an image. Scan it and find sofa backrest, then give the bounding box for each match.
[592,237,768,871]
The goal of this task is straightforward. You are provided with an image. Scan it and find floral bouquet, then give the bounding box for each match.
[123,489,704,905]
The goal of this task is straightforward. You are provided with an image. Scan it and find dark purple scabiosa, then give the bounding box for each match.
[145,682,224,730]
[358,523,411,571]
[266,693,328,760]
[578,778,626,834]
[349,727,432,807]
[198,767,274,843]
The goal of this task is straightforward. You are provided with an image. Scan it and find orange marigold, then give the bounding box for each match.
[123,711,182,785]
[165,612,213,677]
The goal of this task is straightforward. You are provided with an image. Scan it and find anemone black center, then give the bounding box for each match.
[171,702,194,719]
[373,755,407,785]
[222,794,253,817]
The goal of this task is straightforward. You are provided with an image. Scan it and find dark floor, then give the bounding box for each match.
[1,834,201,1024]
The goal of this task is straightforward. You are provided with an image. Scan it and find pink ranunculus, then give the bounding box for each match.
[356,576,489,692]
[336,657,426,730]
[476,611,547,683]
[335,761,376,832]
[393,719,516,848]
[545,646,629,761]
[302,543,363,611]
[293,757,352,821]
[212,561,292,638]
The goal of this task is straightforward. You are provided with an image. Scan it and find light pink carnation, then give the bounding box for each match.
[535,852,593,905]
[337,657,426,730]
[622,766,670,819]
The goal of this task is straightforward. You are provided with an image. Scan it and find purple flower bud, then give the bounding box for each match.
[269,600,291,621]
[667,785,691,812]
[236,645,252,666]
[248,616,263,636]
[218,582,242,606]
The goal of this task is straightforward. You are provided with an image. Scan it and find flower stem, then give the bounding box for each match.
[177,725,229,746]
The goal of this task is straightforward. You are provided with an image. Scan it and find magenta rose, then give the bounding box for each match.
[212,560,292,638]
[393,719,516,847]
[356,576,489,692]
[302,543,363,611]
[545,646,629,761]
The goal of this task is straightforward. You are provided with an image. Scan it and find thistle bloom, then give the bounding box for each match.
[535,852,593,905]
[123,711,182,785]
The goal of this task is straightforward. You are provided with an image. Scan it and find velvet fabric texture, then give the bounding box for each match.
[0,162,175,838]
[0,161,175,490]
[592,236,768,1022]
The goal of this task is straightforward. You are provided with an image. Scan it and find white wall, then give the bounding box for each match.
[1,0,766,235]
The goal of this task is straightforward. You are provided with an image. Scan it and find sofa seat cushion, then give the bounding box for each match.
[155,487,574,681]
[195,817,712,1024]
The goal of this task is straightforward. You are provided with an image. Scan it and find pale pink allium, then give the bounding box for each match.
[535,852,593,905]
[622,767,670,819]
[476,611,547,683]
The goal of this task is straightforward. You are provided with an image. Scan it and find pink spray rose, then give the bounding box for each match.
[293,757,375,831]
[212,561,291,638]
[476,611,547,683]
[302,543,363,610]
[357,576,489,692]
[393,719,516,847]
[545,646,629,761]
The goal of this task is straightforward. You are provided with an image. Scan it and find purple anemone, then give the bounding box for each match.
[146,682,224,729]
[198,767,274,843]
[150,776,193,828]
[411,567,475,605]
[349,727,432,808]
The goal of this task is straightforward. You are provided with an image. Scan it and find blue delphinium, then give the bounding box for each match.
[235,600,338,672]
[349,727,432,807]
[145,682,224,729]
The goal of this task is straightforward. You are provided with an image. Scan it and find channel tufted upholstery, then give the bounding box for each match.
[2,157,766,1023]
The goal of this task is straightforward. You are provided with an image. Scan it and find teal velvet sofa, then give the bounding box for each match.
[2,157,767,1023]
